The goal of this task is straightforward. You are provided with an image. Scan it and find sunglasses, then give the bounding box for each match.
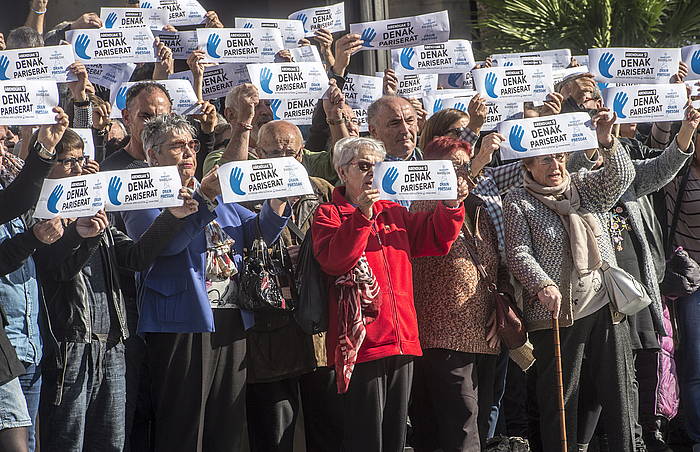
[347,161,374,172]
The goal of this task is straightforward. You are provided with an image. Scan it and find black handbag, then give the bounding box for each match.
[289,222,329,335]
[237,218,296,312]
[662,164,700,298]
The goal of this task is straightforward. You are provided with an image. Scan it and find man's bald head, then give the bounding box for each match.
[257,120,305,161]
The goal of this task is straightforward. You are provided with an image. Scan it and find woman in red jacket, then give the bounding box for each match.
[311,136,468,452]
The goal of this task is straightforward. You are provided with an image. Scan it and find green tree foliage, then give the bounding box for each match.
[475,0,700,57]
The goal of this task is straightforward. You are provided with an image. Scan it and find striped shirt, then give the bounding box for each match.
[665,164,700,263]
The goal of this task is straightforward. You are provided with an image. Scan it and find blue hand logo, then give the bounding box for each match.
[361,28,376,48]
[503,61,514,67]
[692,50,700,75]
[447,73,461,88]
[74,34,92,60]
[509,125,528,153]
[108,176,123,206]
[453,102,467,112]
[229,167,246,196]
[433,98,443,113]
[484,72,498,98]
[259,67,273,94]
[141,2,152,8]
[270,99,282,120]
[598,52,615,78]
[206,34,222,59]
[597,82,609,91]
[294,13,309,33]
[105,12,118,29]
[400,48,415,70]
[612,92,628,119]
[381,167,399,195]
[116,86,128,110]
[0,56,9,81]
[47,185,64,214]
[243,22,253,29]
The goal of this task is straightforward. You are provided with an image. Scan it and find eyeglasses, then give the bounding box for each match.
[159,139,200,156]
[347,161,375,172]
[446,126,467,137]
[534,153,567,166]
[56,155,88,168]
[263,147,302,159]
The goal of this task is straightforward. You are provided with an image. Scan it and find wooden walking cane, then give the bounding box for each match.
[552,314,568,452]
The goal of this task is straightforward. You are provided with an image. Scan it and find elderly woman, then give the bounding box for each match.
[409,136,510,452]
[121,114,290,452]
[311,136,468,451]
[503,109,636,451]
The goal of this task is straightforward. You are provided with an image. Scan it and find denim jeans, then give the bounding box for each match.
[40,341,126,452]
[19,362,41,452]
[678,288,700,443]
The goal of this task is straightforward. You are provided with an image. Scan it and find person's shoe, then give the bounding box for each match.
[643,430,673,452]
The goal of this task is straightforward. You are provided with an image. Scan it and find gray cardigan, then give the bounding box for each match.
[503,139,635,331]
[568,138,694,336]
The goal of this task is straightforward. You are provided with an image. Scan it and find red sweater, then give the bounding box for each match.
[311,187,465,365]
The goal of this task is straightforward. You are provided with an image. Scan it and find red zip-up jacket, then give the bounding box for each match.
[311,187,465,365]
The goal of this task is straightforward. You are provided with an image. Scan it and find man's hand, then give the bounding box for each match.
[274,49,294,63]
[671,61,689,84]
[540,92,564,117]
[559,73,596,106]
[32,218,64,245]
[537,285,562,318]
[312,28,334,66]
[406,98,427,130]
[67,62,89,102]
[71,12,102,29]
[162,24,178,32]
[31,0,48,12]
[197,101,218,134]
[76,210,109,238]
[467,94,487,132]
[186,49,206,79]
[323,79,345,120]
[477,132,505,161]
[199,165,222,200]
[168,188,199,218]
[92,102,111,132]
[204,11,224,28]
[443,177,469,208]
[82,158,100,174]
[37,107,70,152]
[591,107,616,148]
[332,33,362,76]
[233,83,260,123]
[152,37,174,80]
[383,68,398,96]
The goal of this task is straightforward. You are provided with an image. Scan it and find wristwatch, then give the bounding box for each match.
[33,140,56,161]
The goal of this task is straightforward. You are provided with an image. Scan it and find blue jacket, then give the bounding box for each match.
[123,193,289,333]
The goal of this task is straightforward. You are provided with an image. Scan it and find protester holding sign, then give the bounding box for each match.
[311,136,467,451]
[503,109,638,452]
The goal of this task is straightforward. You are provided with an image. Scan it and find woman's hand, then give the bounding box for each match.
[467,94,487,133]
[76,210,109,238]
[537,285,562,318]
[676,105,700,152]
[199,165,221,201]
[168,188,199,218]
[37,107,70,152]
[591,107,616,148]
[32,217,64,244]
[443,177,469,208]
[357,188,380,219]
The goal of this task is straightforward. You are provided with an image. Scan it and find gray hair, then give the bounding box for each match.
[141,114,196,161]
[6,26,43,49]
[333,137,386,173]
[367,95,413,125]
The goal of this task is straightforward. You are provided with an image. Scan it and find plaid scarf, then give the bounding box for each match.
[0,149,24,188]
[334,254,381,394]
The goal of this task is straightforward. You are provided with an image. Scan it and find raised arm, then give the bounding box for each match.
[312,204,373,276]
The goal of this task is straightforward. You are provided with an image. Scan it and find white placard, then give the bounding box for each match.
[269,98,318,125]
[372,160,457,201]
[497,112,597,160]
[34,173,105,219]
[218,158,314,203]
[110,79,200,119]
[354,108,368,132]
[0,80,59,125]
[482,101,524,132]
[72,128,96,160]
[235,18,306,50]
[100,7,168,30]
[389,72,438,98]
[492,49,572,70]
[85,63,136,91]
[288,2,346,37]
[288,45,321,63]
[197,28,284,64]
[572,55,589,67]
[423,89,476,117]
[472,65,554,102]
[343,73,383,109]
[0,45,76,82]
[588,48,681,84]
[170,63,251,101]
[246,62,329,100]
[392,40,475,74]
[103,166,183,212]
[681,44,700,81]
[139,0,206,26]
[552,66,589,85]
[66,28,156,64]
[602,83,687,125]
[438,72,473,90]
[350,10,450,51]
[153,30,198,60]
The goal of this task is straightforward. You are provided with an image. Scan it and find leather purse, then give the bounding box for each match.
[600,262,652,316]
[462,219,527,350]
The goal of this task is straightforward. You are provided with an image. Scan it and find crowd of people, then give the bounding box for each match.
[1,1,700,452]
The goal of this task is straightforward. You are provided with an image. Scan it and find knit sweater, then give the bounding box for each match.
[503,139,635,331]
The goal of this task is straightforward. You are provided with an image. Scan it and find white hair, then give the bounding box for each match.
[333,137,386,173]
